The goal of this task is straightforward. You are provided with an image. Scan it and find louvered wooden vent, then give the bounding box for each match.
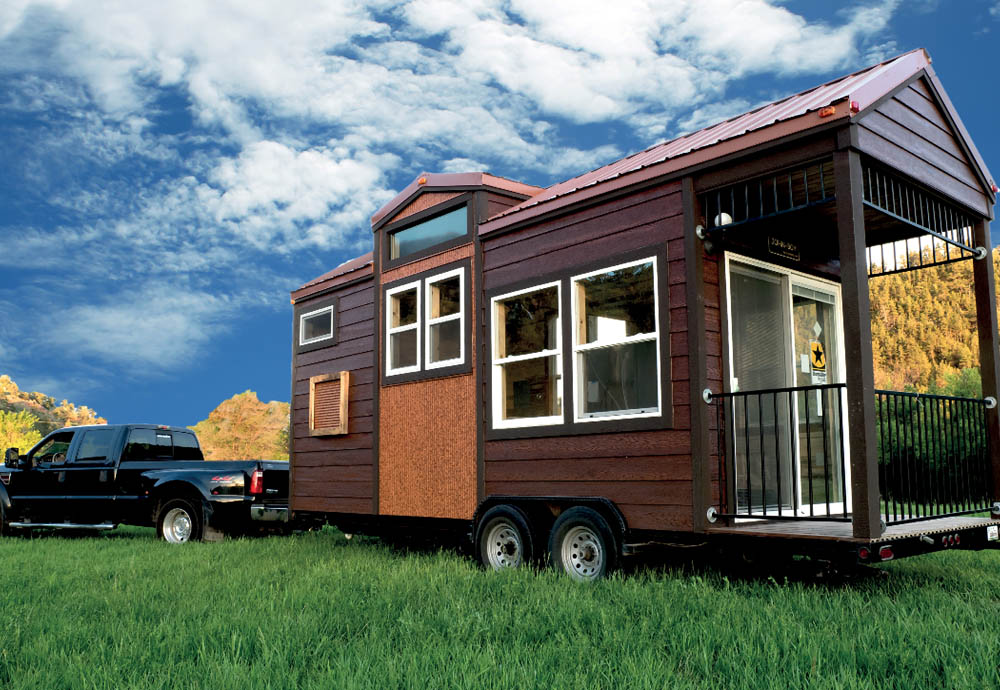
[309,371,350,436]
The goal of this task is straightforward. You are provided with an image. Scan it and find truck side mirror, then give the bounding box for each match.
[4,448,20,468]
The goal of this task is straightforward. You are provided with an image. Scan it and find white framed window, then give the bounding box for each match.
[386,280,421,376]
[491,281,563,428]
[300,305,335,346]
[571,257,660,422]
[425,267,465,369]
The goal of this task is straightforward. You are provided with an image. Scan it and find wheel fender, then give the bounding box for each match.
[0,484,11,511]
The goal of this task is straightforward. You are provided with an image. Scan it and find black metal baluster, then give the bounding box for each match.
[758,393,766,515]
[774,392,782,517]
[804,388,814,516]
[821,387,832,516]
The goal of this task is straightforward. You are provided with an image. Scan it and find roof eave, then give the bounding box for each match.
[479,110,851,236]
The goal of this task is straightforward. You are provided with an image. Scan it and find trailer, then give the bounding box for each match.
[289,49,1000,579]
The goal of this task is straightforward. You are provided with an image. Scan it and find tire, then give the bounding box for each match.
[156,498,204,544]
[476,505,534,571]
[548,507,617,581]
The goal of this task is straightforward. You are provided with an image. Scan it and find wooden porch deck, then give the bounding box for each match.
[707,515,1000,544]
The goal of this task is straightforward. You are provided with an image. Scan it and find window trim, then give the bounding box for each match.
[425,267,465,370]
[293,294,338,356]
[385,279,423,377]
[381,260,473,385]
[381,195,474,269]
[310,371,350,436]
[483,244,672,440]
[299,305,335,346]
[570,256,662,423]
[490,280,564,429]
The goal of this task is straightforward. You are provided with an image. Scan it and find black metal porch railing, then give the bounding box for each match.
[875,390,993,525]
[712,383,850,521]
[711,384,995,526]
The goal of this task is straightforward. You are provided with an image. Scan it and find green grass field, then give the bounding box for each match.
[1,527,998,689]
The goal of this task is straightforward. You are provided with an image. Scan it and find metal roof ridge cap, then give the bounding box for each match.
[845,49,929,114]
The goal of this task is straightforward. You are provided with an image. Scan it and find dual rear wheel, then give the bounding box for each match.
[476,504,617,581]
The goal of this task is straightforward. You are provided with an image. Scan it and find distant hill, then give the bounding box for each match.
[190,390,289,461]
[869,248,1000,395]
[0,375,106,433]
[0,374,106,451]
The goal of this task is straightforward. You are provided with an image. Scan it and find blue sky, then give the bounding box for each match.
[1,0,998,428]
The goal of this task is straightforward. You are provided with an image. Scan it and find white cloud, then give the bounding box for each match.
[0,0,904,377]
[991,1,1000,18]
[48,283,238,369]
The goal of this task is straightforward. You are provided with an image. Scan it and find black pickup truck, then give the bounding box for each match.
[0,424,293,542]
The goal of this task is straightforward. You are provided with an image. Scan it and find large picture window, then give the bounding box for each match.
[571,258,660,421]
[488,252,664,433]
[491,282,562,428]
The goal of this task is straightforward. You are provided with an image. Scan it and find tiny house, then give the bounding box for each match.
[289,49,1000,579]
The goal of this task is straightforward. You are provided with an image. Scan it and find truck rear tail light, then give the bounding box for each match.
[857,546,871,560]
[878,546,894,561]
[249,469,264,495]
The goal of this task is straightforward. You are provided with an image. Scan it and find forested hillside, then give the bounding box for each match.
[0,375,106,451]
[869,248,1000,395]
[191,391,289,461]
[0,375,288,461]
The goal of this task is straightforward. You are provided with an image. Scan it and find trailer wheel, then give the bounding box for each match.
[476,505,533,571]
[156,498,203,544]
[548,507,617,581]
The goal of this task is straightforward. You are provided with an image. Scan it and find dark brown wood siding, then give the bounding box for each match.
[481,180,694,531]
[857,77,990,216]
[291,278,375,514]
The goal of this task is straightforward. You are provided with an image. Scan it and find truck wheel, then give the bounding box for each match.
[476,505,533,571]
[548,507,617,581]
[157,498,203,544]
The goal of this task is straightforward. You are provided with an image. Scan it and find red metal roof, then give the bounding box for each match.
[292,251,373,302]
[371,172,543,228]
[480,48,995,234]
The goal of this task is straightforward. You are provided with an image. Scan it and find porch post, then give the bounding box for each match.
[971,218,1000,499]
[833,148,882,539]
[683,176,713,531]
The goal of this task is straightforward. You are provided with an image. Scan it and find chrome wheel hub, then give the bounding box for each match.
[562,526,603,581]
[163,508,193,543]
[485,521,522,569]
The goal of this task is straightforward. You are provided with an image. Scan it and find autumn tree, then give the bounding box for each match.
[190,391,289,461]
[0,409,43,453]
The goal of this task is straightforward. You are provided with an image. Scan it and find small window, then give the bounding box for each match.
[300,306,334,346]
[31,431,75,465]
[572,258,660,421]
[389,205,467,260]
[173,432,204,461]
[75,429,116,463]
[491,283,562,427]
[124,428,173,461]
[425,268,464,369]
[386,281,421,375]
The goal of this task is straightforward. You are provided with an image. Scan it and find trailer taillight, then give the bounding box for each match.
[878,546,894,561]
[249,469,264,495]
[857,546,871,561]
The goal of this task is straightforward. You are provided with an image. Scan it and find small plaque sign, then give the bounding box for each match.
[768,236,800,261]
[988,525,999,542]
